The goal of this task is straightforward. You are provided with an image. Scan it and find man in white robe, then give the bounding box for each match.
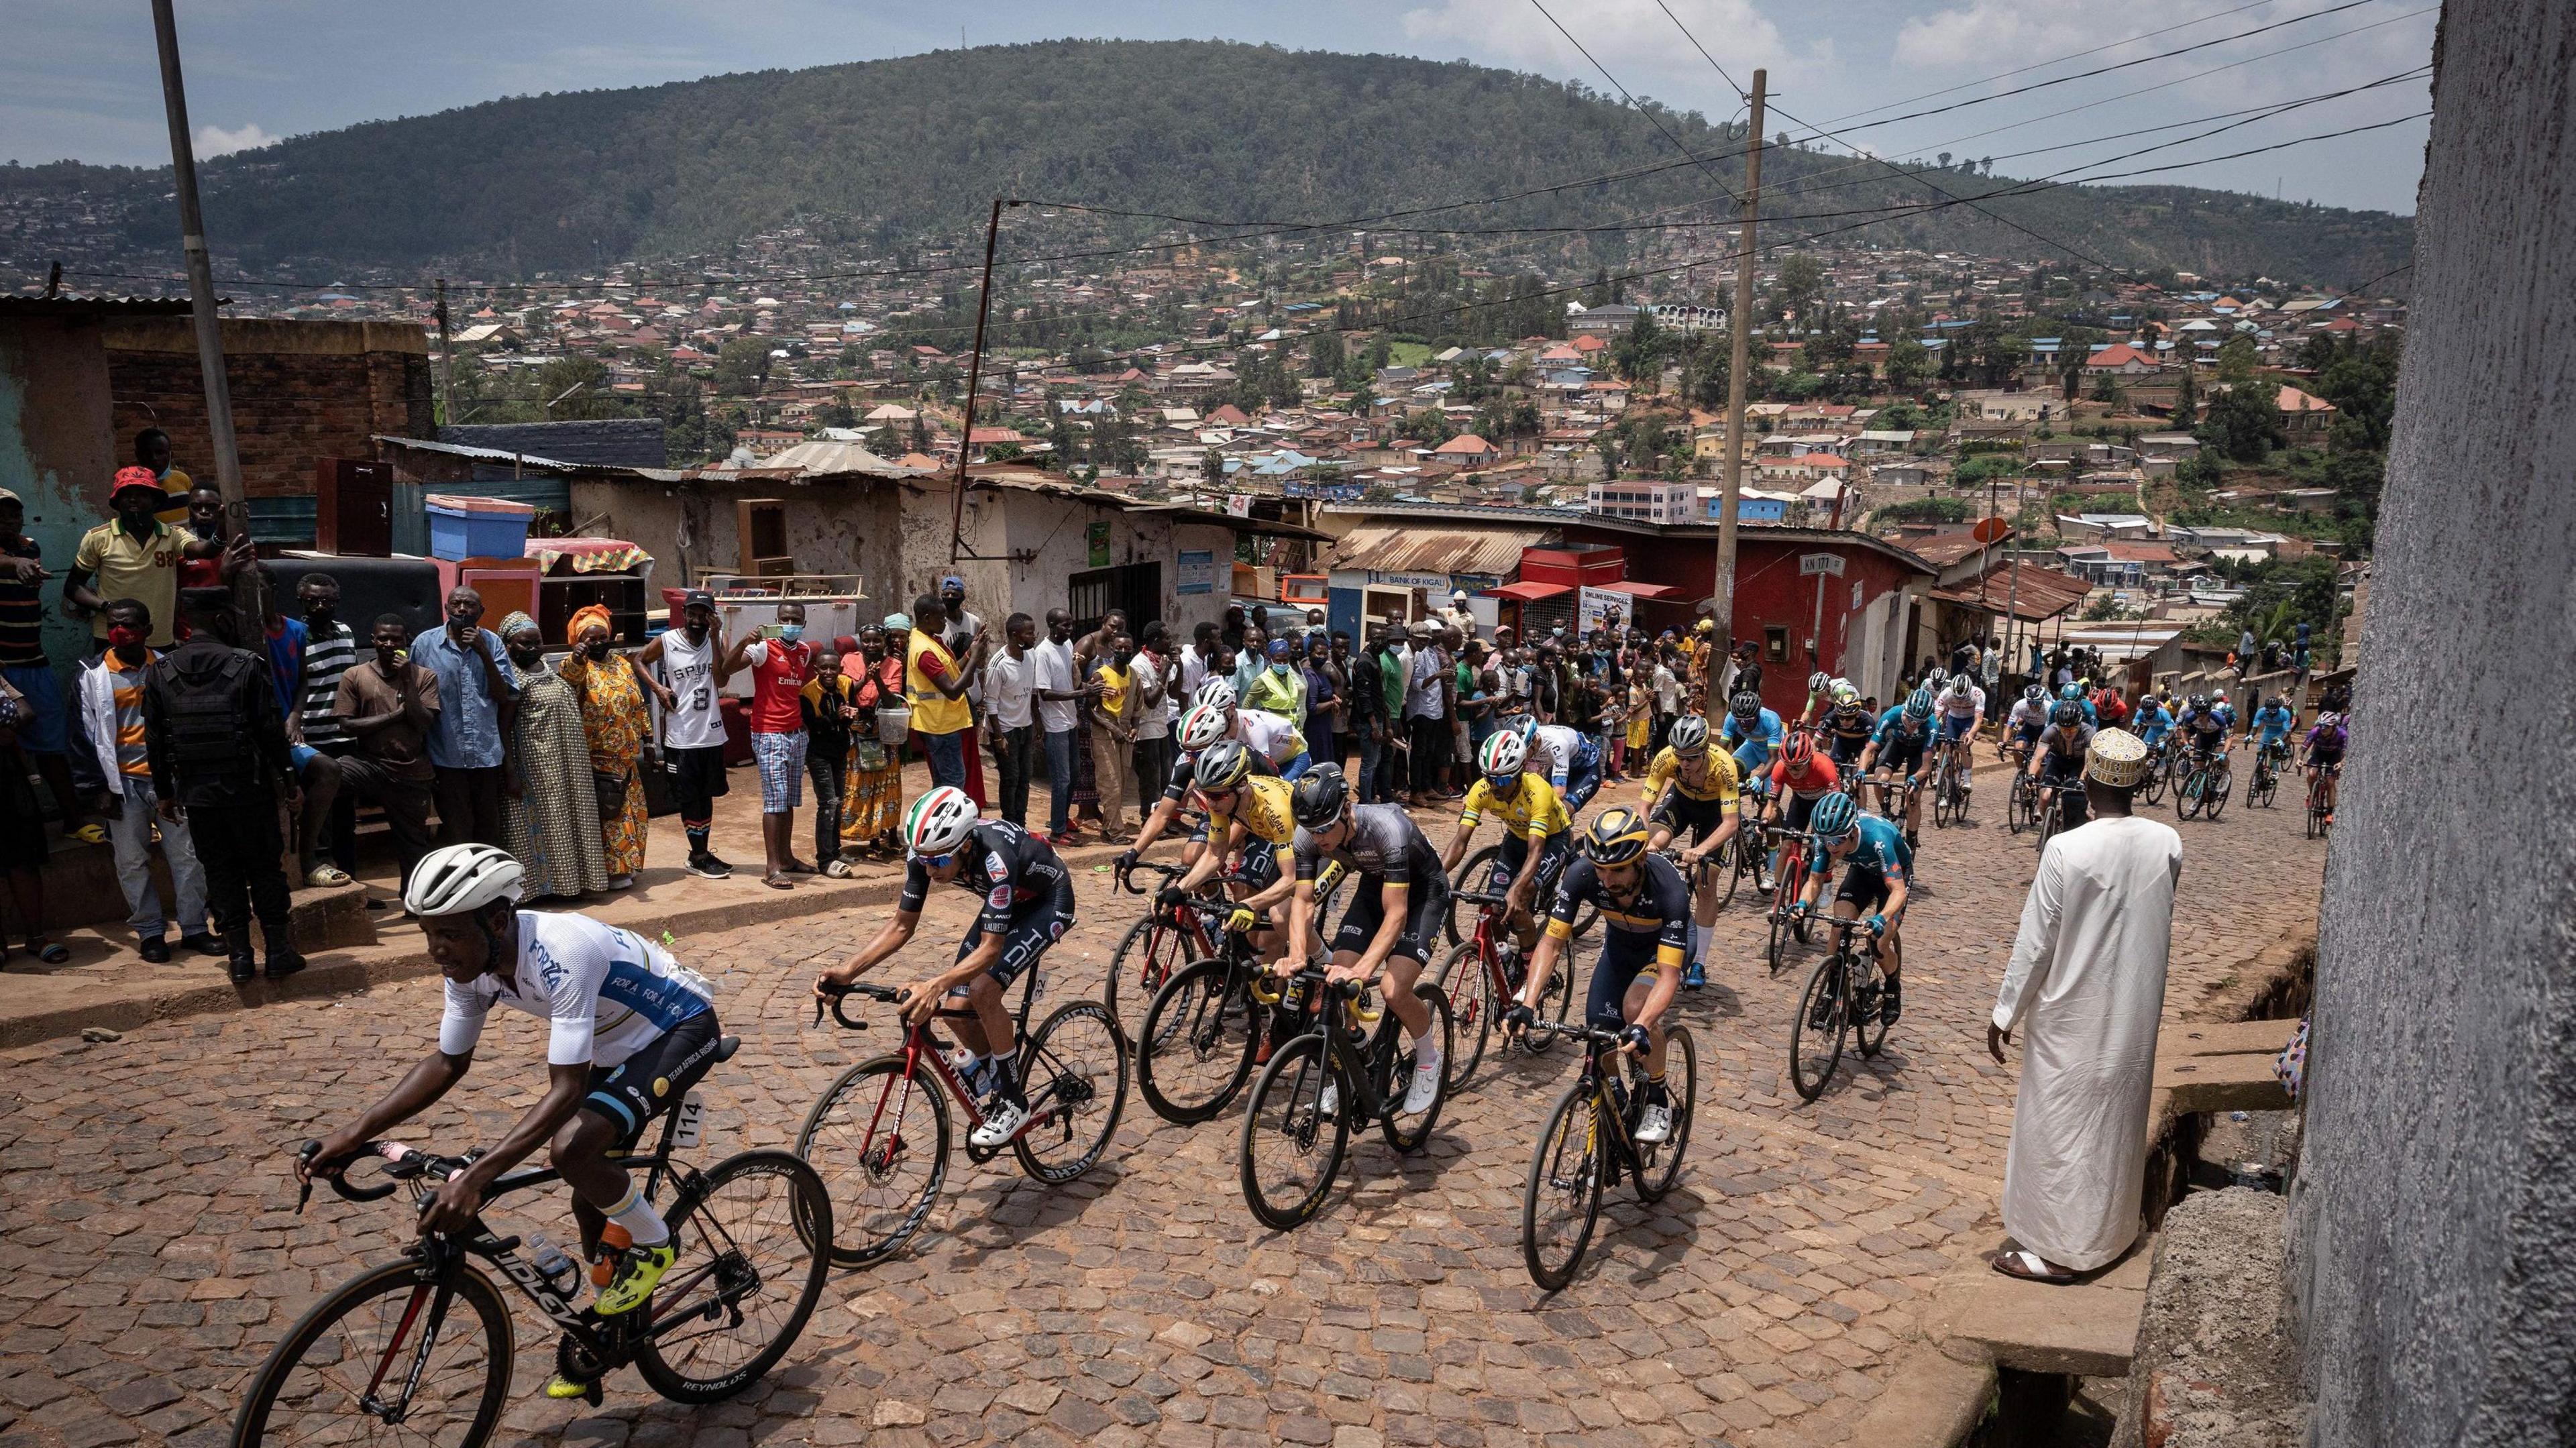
[1988,727,2182,1280]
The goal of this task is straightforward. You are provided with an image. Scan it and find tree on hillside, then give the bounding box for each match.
[536,355,619,419]
[1307,329,1345,379]
[2171,370,2200,429]
[1882,335,1931,394]
[1611,309,1668,385]
[1772,254,1826,323]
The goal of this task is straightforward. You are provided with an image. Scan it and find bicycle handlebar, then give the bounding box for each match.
[294,1138,441,1209]
[811,978,898,1029]
[1455,889,1510,908]
[1116,859,1191,894]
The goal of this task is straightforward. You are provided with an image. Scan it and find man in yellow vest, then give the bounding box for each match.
[908,592,987,802]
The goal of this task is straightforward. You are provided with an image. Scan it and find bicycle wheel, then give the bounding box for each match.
[2139,763,2166,808]
[1634,1024,1696,1204]
[230,1258,513,1448]
[1788,955,1847,1103]
[2204,767,2231,820]
[1436,942,1493,1092]
[1443,844,1500,945]
[1521,1079,1605,1292]
[1709,840,1743,911]
[635,1149,833,1403]
[1851,958,1892,1060]
[1013,999,1130,1182]
[1377,982,1453,1154]
[794,1055,950,1268]
[1238,1032,1347,1230]
[1105,913,1190,1032]
[1522,948,1576,1055]
[1766,895,1792,976]
[1136,958,1262,1125]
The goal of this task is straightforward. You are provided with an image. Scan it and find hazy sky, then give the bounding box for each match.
[7,0,2437,215]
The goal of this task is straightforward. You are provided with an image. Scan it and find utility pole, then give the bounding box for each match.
[948,197,1015,563]
[433,278,455,425]
[150,0,254,626]
[1713,69,1766,645]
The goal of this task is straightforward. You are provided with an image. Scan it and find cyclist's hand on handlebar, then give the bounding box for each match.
[896,981,944,1026]
[1502,1003,1536,1037]
[1156,885,1189,909]
[297,1129,364,1184]
[419,1168,485,1237]
[1225,905,1260,936]
[1864,913,1887,937]
[1619,1023,1652,1056]
[1115,849,1139,875]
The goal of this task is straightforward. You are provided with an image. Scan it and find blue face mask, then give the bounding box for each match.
[778,624,805,643]
[1271,661,1289,675]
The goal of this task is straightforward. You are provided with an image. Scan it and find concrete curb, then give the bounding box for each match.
[1837,1345,1995,1446]
[0,838,1146,1050]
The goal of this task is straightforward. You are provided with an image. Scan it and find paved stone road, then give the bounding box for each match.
[0,765,2324,1448]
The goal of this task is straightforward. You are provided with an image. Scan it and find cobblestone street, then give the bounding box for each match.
[0,767,2326,1448]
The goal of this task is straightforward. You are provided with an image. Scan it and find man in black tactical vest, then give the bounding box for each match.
[144,588,305,984]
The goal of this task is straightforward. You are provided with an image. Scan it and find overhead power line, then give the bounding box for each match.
[1528,0,1742,207]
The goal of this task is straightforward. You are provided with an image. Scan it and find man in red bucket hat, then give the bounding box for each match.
[66,467,188,649]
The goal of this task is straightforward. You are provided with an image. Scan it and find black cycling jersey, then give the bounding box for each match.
[2178,710,2227,747]
[1549,854,1690,960]
[1293,802,1442,889]
[899,821,1070,936]
[1160,743,1278,803]
[2038,722,2096,757]
[1823,703,1875,744]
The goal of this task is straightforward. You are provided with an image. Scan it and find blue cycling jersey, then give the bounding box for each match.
[2135,706,2174,745]
[1871,706,1933,751]
[1721,708,1786,771]
[2250,706,2295,744]
[1837,814,1913,882]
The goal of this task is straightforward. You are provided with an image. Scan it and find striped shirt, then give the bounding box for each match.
[105,649,154,777]
[0,537,44,668]
[299,620,358,748]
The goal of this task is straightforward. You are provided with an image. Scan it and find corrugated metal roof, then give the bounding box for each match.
[1332,525,1552,576]
[0,294,202,317]
[1929,564,2095,622]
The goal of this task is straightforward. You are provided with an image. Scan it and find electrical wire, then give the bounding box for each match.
[1527,0,1741,207]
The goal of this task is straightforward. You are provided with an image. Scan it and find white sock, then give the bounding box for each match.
[604,1180,670,1249]
[1411,1040,1442,1072]
[1688,923,1707,965]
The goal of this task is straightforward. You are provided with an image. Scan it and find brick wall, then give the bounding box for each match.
[99,318,433,500]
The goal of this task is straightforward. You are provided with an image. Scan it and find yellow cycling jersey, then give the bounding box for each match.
[1212,775,1299,846]
[1643,745,1741,806]
[1460,772,1573,840]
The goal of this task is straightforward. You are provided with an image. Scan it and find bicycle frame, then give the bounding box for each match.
[824,969,1053,1149]
[1532,1025,1647,1178]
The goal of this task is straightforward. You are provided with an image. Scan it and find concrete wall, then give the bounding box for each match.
[0,314,118,671]
[2286,4,2576,1444]
[102,317,433,502]
[565,476,903,615]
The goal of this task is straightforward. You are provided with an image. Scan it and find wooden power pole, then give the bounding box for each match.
[1713,69,1766,646]
[949,197,1014,563]
[150,0,256,627]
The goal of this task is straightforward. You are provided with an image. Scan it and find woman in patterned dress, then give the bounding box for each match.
[557,604,653,887]
[498,612,608,900]
[840,624,908,860]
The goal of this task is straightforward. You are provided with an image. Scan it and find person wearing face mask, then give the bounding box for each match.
[638,590,732,878]
[1032,608,1083,844]
[292,573,362,879]
[412,586,519,849]
[1244,635,1305,726]
[73,598,210,964]
[1085,630,1136,842]
[720,599,817,889]
[555,605,654,890]
[840,625,909,860]
[497,612,608,901]
[333,614,441,910]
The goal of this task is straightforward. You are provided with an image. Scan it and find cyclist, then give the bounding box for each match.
[2245,694,2297,776]
[2302,710,2348,822]
[1197,677,1310,780]
[297,844,720,1396]
[1442,732,1574,963]
[1638,712,1742,988]
[1819,679,1878,768]
[2026,700,2095,832]
[1516,714,1604,813]
[1160,740,1299,963]
[1858,686,1937,847]
[2059,681,2098,727]
[1795,791,1913,1027]
[2174,693,2230,776]
[1760,731,1843,837]
[2133,691,2176,767]
[1503,807,1688,1143]
[2004,683,2051,764]
[1284,769,1448,1113]
[1121,702,1272,873]
[1933,675,1986,795]
[1719,689,1786,783]
[1797,670,1835,726]
[812,786,1075,1150]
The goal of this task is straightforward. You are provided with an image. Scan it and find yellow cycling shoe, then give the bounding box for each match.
[593,1241,676,1315]
[543,1373,595,1400]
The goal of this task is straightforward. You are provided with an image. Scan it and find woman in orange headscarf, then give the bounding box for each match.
[555,603,654,887]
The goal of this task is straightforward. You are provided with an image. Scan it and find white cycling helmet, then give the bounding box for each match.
[904,785,981,856]
[405,843,525,917]
[1193,677,1238,710]
[1177,702,1228,751]
[1668,714,1711,753]
[1479,730,1528,779]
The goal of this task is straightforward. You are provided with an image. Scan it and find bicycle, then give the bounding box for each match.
[1133,899,1291,1125]
[1436,886,1573,1092]
[1236,966,1454,1230]
[1930,739,1974,829]
[1445,839,1592,947]
[2006,767,2043,836]
[235,1062,833,1443]
[2246,740,2286,809]
[2305,760,2339,839]
[1519,1017,1699,1291]
[2137,740,2171,808]
[802,969,1128,1268]
[1761,825,1818,977]
[1105,857,1224,1030]
[2178,748,2233,821]
[1787,913,1894,1103]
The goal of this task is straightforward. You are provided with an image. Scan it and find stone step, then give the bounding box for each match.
[2155,1050,2292,1114]
[1932,1237,2155,1378]
[2163,1017,2299,1058]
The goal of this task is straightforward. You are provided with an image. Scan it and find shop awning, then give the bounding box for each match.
[1594,579,1678,598]
[1489,580,1572,602]
[1332,525,1552,576]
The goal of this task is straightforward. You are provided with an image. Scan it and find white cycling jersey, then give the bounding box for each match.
[439,912,714,1068]
[1938,684,1986,720]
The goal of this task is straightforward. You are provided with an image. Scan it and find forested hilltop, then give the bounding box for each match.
[3,40,2411,286]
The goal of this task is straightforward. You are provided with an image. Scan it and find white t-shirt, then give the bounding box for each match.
[1234,706,1305,767]
[982,648,1036,731]
[438,912,714,1068]
[1652,665,1682,713]
[652,629,727,750]
[1032,638,1079,734]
